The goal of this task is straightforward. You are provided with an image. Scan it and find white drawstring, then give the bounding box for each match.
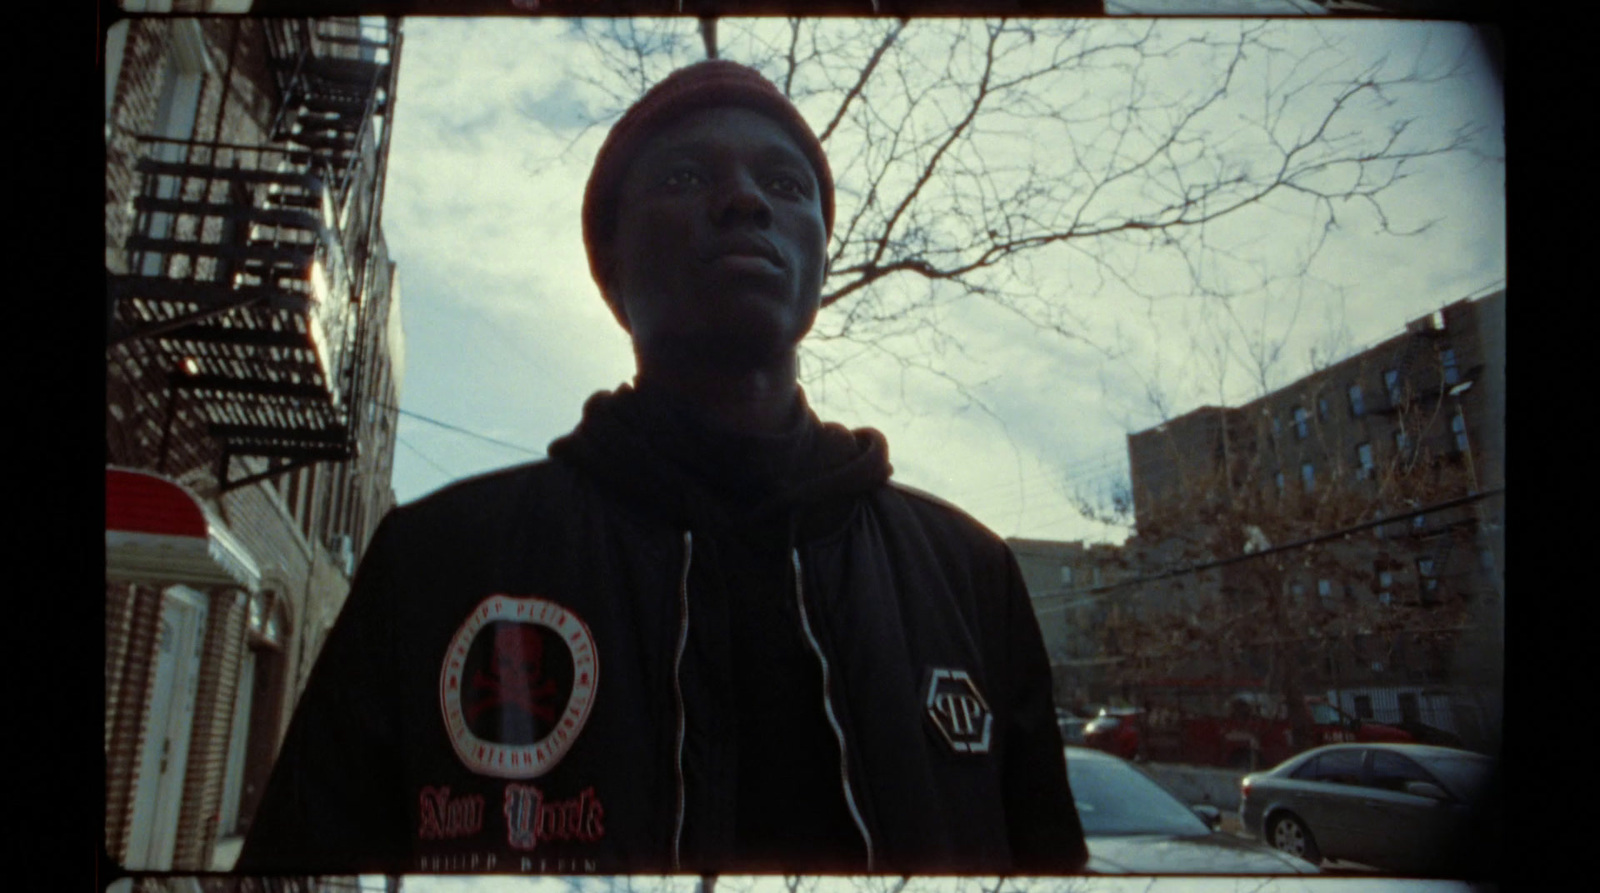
[672,530,693,870]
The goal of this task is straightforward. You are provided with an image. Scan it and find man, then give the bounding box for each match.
[238,61,1087,876]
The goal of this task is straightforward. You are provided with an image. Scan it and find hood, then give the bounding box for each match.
[1086,833,1320,875]
[548,383,891,536]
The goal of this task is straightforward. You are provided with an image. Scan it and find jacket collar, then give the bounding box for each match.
[548,383,891,538]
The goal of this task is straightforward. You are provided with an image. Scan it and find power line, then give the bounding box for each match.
[379,399,543,457]
[1030,487,1505,607]
[396,434,458,483]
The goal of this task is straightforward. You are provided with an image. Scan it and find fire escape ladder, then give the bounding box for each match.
[265,20,315,145]
[110,138,356,490]
[106,17,399,493]
[216,17,399,493]
[338,21,404,454]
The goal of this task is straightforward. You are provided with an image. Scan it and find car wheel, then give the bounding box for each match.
[1267,811,1322,864]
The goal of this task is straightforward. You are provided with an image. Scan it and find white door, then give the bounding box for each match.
[218,647,255,836]
[126,585,208,869]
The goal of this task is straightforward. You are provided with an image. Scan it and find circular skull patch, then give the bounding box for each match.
[440,595,598,778]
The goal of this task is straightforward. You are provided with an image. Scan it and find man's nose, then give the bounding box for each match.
[712,169,771,227]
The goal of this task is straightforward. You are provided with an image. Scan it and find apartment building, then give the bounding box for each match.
[104,8,405,870]
[1118,291,1504,748]
[1007,538,1129,707]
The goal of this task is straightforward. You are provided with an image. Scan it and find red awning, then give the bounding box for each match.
[105,466,261,592]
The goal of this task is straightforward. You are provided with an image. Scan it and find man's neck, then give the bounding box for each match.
[635,353,802,437]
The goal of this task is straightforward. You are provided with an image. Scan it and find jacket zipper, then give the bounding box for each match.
[792,548,876,870]
[672,531,693,871]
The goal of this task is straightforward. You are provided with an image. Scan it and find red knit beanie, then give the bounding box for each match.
[581,60,836,322]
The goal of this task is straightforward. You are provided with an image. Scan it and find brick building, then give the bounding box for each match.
[104,8,405,871]
[1115,290,1504,750]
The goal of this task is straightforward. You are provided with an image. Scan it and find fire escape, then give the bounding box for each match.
[107,18,402,492]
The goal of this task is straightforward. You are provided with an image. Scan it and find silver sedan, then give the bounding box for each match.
[1239,742,1492,875]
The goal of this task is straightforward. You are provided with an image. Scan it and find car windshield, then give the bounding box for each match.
[1418,754,1491,800]
[1066,755,1211,837]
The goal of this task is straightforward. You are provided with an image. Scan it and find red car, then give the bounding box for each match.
[1086,697,1413,768]
[1083,707,1147,760]
[1213,697,1414,769]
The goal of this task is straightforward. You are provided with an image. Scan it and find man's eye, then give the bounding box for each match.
[768,175,806,197]
[662,170,703,187]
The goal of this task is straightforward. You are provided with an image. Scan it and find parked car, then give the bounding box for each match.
[1105,693,1416,769]
[1064,746,1318,874]
[1056,709,1089,745]
[1239,743,1492,875]
[1082,707,1145,760]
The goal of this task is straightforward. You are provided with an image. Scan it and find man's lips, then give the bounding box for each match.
[704,239,783,267]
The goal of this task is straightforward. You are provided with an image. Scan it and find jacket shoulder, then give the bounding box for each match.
[878,480,1017,569]
[883,481,1004,543]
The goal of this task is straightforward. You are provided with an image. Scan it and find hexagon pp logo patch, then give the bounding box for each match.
[924,668,992,754]
[441,595,598,779]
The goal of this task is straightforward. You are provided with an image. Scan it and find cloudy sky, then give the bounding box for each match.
[378,11,1504,546]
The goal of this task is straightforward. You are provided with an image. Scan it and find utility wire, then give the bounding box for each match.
[1030,486,1505,608]
[378,399,543,457]
[396,434,458,483]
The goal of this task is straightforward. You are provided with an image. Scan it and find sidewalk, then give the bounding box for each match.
[1219,811,1247,837]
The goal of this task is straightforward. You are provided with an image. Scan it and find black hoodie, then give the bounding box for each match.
[238,385,1087,876]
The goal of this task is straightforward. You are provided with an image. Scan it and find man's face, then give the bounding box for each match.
[606,106,828,369]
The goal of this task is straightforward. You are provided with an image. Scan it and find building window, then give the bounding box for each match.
[1270,412,1281,436]
[1377,570,1394,604]
[1353,695,1373,719]
[1398,692,1420,724]
[1480,548,1495,571]
[1417,557,1438,594]
[1356,442,1375,479]
[1348,384,1365,417]
[1452,410,1470,452]
[1092,567,1103,587]
[1395,428,1411,456]
[1441,348,1460,385]
[1301,462,1315,492]
[1293,406,1310,439]
[1060,565,1074,587]
[1385,369,1403,404]
[1318,397,1330,421]
[1274,471,1285,495]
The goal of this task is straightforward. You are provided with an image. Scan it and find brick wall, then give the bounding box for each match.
[106,20,168,275]
[104,584,164,865]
